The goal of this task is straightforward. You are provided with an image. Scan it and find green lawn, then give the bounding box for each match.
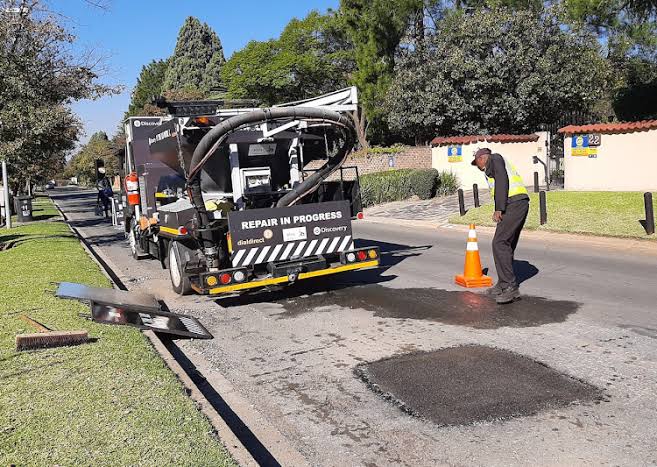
[449,191,657,240]
[0,198,235,466]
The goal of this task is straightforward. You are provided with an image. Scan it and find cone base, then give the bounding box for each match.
[454,274,493,288]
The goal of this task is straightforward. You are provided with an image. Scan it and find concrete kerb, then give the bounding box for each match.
[50,196,309,467]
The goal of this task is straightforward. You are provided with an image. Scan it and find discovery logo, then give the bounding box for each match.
[313,226,348,235]
[133,120,159,128]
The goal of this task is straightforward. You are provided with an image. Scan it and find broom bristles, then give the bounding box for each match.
[16,331,89,351]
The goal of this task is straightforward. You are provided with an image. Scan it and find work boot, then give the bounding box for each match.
[496,285,520,304]
[484,283,504,296]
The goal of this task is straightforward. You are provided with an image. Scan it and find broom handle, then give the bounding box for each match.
[19,315,51,333]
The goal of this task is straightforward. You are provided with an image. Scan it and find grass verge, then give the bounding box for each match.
[449,191,656,240]
[0,197,235,466]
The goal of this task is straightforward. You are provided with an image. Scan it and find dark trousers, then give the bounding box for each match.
[493,199,529,288]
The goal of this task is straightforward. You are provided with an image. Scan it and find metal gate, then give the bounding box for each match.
[542,111,598,188]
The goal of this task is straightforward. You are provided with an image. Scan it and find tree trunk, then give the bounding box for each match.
[350,107,369,150]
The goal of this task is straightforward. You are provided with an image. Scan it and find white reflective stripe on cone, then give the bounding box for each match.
[469,229,477,238]
[466,241,479,251]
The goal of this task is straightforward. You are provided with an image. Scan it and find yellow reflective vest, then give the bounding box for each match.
[486,157,528,198]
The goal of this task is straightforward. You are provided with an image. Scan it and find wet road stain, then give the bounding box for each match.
[274,284,579,329]
[357,345,604,427]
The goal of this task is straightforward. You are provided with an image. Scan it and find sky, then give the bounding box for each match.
[52,0,340,145]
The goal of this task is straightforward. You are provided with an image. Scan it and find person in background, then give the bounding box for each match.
[471,148,529,304]
[95,167,113,219]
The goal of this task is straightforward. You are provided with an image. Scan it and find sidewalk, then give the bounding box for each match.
[364,188,490,224]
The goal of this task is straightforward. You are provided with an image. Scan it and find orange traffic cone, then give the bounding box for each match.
[455,224,493,288]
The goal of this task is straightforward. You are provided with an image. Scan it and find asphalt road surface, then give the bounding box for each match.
[51,189,657,467]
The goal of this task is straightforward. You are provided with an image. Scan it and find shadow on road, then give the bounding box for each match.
[217,240,430,308]
[514,259,539,284]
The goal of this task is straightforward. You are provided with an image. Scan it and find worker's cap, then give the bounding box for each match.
[471,147,491,166]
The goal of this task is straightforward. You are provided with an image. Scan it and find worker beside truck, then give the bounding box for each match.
[471,148,530,304]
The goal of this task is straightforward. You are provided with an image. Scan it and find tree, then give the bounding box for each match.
[163,16,226,94]
[127,59,169,116]
[385,7,611,141]
[339,0,425,143]
[561,0,657,120]
[0,0,119,194]
[66,131,119,185]
[222,11,354,105]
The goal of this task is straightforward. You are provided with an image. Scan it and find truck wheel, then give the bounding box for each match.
[168,241,192,295]
[128,218,144,260]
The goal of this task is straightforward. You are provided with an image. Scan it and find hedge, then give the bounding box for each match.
[360,169,459,207]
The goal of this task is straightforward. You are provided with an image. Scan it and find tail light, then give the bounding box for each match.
[220,273,232,285]
[341,247,379,264]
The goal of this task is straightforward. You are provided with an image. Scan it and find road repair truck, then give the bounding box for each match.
[118,87,380,296]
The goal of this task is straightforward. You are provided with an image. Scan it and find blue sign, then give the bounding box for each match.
[571,135,589,148]
[447,146,463,162]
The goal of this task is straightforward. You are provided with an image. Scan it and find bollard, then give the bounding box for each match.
[645,192,655,235]
[539,191,547,225]
[458,189,466,216]
[533,172,539,193]
[473,184,480,208]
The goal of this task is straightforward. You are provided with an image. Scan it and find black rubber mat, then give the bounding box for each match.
[357,345,603,426]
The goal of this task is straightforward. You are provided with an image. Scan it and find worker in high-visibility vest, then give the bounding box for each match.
[472,148,529,304]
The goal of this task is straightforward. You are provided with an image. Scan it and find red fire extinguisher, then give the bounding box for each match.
[125,172,140,206]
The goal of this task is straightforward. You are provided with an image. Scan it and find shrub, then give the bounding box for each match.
[409,168,439,200]
[436,171,459,197]
[361,168,442,206]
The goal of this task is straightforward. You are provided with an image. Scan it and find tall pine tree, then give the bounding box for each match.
[340,0,423,143]
[163,17,226,94]
[127,59,169,116]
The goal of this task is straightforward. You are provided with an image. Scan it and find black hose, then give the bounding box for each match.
[187,107,356,259]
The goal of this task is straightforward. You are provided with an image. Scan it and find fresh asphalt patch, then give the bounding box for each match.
[356,345,605,427]
[266,283,579,329]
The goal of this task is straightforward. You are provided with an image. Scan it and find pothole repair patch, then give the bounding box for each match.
[356,345,604,427]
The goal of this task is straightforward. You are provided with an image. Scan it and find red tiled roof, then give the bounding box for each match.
[430,134,539,146]
[558,120,657,134]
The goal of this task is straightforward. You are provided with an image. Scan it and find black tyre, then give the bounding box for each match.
[168,241,192,295]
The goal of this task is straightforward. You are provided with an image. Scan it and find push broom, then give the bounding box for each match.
[15,315,88,351]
